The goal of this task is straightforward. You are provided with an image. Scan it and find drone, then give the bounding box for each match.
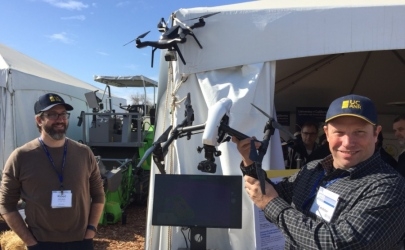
[124,12,220,67]
[137,93,296,194]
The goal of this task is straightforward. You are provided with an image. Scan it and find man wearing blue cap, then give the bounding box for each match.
[0,93,105,249]
[233,94,405,249]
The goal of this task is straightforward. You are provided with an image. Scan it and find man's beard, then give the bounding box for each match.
[43,122,68,140]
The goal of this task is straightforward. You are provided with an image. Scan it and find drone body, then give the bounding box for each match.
[124,12,221,67]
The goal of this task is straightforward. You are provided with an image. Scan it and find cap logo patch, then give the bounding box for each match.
[49,95,61,103]
[342,100,361,109]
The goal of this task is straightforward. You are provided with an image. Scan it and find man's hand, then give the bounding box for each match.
[232,136,261,166]
[244,175,278,209]
[84,228,96,239]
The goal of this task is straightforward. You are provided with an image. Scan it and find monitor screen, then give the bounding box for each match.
[152,174,242,229]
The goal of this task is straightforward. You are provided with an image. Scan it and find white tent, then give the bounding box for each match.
[147,0,405,249]
[0,44,126,171]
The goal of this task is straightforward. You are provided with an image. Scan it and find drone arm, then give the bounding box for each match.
[257,120,276,158]
[218,123,250,141]
[189,20,205,30]
[152,144,166,174]
[160,122,206,158]
[189,33,203,49]
[151,47,158,68]
[178,123,206,134]
[172,43,186,65]
[251,120,276,194]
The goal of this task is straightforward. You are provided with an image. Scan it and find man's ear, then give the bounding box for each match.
[323,125,330,142]
[375,125,382,138]
[35,115,42,126]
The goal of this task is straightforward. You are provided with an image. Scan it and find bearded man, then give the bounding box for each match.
[0,93,105,250]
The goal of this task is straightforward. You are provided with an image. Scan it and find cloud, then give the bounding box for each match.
[116,1,130,7]
[96,51,109,56]
[43,0,89,10]
[47,32,74,44]
[61,15,86,21]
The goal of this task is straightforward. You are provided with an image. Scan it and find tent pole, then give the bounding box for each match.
[141,75,146,115]
[392,50,405,66]
[350,52,371,94]
[275,54,342,94]
[276,54,342,85]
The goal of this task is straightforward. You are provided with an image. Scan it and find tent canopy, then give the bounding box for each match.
[0,44,126,170]
[93,75,158,88]
[0,43,99,90]
[165,0,405,117]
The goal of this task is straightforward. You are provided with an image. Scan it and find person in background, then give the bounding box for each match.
[286,120,319,168]
[233,94,405,249]
[0,93,105,250]
[393,114,405,178]
[310,133,331,161]
[377,131,397,168]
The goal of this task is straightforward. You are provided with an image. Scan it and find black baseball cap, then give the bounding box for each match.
[325,94,377,125]
[34,93,74,114]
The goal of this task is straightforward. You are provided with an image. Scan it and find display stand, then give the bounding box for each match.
[178,227,206,250]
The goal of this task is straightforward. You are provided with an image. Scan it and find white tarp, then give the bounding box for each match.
[148,61,284,250]
[0,44,126,171]
[146,0,405,249]
[176,0,405,75]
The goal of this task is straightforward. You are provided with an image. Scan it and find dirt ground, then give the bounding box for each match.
[94,204,147,250]
[0,204,147,250]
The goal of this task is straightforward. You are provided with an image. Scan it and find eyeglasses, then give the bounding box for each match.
[42,112,70,120]
[301,132,317,136]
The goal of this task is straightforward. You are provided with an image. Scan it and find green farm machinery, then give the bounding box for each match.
[78,75,157,225]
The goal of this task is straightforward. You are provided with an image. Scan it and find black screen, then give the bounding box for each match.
[152,174,242,229]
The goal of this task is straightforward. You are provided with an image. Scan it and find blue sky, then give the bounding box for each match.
[0,0,247,103]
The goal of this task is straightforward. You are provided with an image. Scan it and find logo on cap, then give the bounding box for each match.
[49,95,62,103]
[342,100,361,109]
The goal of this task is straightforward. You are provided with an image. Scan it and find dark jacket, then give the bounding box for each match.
[395,152,405,178]
[287,142,318,169]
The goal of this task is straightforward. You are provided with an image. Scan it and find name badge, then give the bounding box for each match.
[51,190,72,208]
[309,187,339,222]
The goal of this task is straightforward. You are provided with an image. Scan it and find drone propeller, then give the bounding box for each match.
[136,125,173,168]
[172,17,194,33]
[123,31,151,46]
[250,103,296,140]
[186,12,221,21]
[136,144,158,168]
[137,30,151,39]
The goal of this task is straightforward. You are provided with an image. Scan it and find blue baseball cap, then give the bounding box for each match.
[325,94,377,125]
[34,93,73,114]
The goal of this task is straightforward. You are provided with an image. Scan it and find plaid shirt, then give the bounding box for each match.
[244,152,405,249]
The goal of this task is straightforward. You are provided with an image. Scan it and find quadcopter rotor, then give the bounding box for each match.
[123,31,151,46]
[137,30,151,39]
[185,11,221,21]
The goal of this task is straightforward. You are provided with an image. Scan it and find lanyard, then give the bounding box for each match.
[302,170,348,210]
[38,137,68,192]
